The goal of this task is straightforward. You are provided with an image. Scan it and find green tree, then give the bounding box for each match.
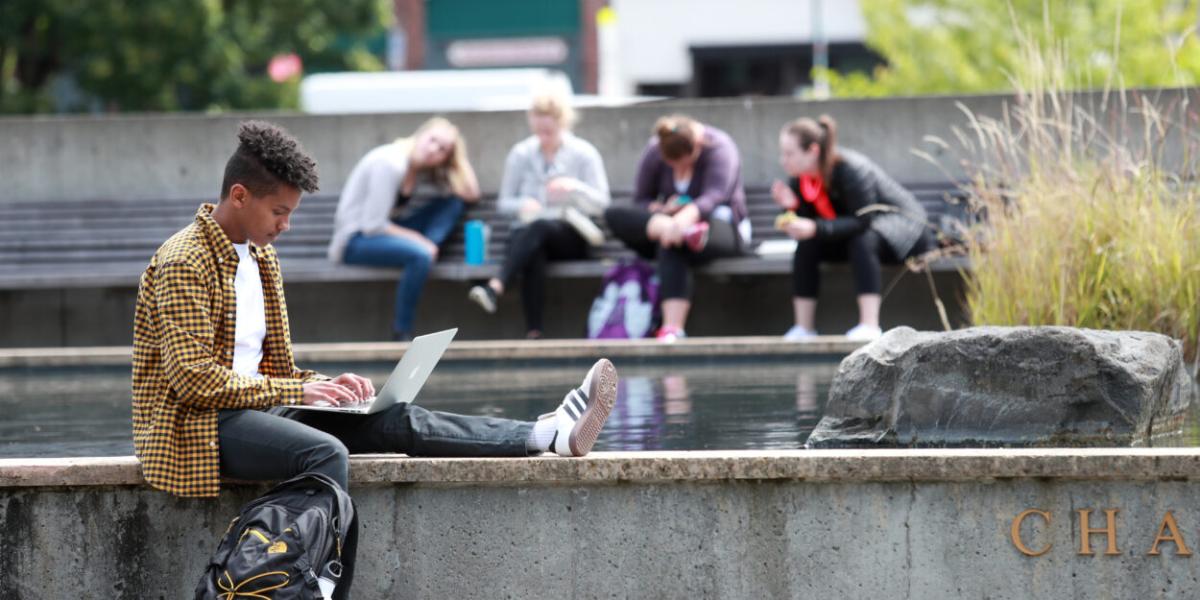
[0,0,389,113]
[826,0,1200,97]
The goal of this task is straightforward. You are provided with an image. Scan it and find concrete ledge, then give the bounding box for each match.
[7,449,1200,489]
[10,448,1200,598]
[0,336,865,368]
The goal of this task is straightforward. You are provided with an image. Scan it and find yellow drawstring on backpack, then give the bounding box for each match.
[217,569,290,599]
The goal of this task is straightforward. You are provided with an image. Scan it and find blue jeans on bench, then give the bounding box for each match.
[342,197,465,336]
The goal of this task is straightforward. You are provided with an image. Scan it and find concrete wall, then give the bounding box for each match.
[1,89,1191,346]
[4,88,1194,204]
[0,93,1022,203]
[5,450,1200,599]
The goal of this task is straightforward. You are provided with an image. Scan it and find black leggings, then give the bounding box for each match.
[792,228,933,298]
[604,205,742,300]
[499,219,588,333]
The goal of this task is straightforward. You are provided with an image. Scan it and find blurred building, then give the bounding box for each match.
[391,0,880,98]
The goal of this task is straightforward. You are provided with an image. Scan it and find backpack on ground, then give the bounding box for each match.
[587,259,659,339]
[195,472,358,600]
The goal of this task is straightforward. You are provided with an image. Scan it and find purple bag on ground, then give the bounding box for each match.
[587,259,659,339]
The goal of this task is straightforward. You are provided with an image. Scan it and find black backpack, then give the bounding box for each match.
[195,473,358,600]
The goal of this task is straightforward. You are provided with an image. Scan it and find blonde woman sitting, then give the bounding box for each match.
[468,91,611,339]
[329,117,480,341]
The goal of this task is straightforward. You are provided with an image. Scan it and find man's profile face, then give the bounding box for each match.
[229,183,301,246]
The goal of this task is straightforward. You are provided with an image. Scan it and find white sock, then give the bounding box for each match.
[527,416,557,452]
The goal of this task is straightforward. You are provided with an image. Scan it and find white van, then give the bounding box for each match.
[299,68,574,114]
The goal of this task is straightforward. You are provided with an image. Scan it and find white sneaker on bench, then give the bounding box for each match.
[563,206,606,247]
[468,285,497,314]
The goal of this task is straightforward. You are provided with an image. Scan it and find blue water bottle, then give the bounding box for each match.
[464,220,489,265]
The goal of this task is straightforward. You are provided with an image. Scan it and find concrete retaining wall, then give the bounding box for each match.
[0,267,967,346]
[3,88,1195,203]
[1,89,1188,346]
[0,94,1000,203]
[5,449,1200,599]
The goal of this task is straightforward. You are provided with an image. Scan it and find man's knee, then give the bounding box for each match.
[309,436,349,466]
[303,436,350,485]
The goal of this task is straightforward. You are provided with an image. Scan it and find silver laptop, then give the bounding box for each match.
[291,328,457,414]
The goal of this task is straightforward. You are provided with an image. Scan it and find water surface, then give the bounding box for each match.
[0,359,839,458]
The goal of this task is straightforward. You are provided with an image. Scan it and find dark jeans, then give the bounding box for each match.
[499,219,588,333]
[604,205,741,300]
[792,228,934,298]
[342,197,465,335]
[217,404,533,491]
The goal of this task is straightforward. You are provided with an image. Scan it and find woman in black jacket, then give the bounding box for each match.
[772,115,932,341]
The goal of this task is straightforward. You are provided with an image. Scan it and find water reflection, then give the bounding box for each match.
[578,364,835,451]
[0,360,839,458]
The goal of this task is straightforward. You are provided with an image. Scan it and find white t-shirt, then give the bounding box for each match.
[231,243,267,379]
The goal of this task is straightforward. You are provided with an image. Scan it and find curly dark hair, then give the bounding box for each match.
[220,120,319,199]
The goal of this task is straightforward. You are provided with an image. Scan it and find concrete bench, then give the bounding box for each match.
[0,184,972,291]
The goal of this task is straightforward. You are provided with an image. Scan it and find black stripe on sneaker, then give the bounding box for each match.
[563,398,581,420]
[572,389,589,413]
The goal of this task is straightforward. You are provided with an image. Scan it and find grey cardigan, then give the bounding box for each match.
[327,142,448,263]
[496,132,610,223]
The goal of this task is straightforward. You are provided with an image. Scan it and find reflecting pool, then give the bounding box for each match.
[0,359,840,458]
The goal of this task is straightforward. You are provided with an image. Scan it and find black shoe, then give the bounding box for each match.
[392,331,413,342]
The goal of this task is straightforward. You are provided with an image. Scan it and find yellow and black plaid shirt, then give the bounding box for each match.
[132,204,326,498]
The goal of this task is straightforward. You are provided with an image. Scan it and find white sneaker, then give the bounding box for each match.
[845,323,883,342]
[563,206,606,247]
[783,325,818,342]
[549,358,619,457]
[467,285,497,314]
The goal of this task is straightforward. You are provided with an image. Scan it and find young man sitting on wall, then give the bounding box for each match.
[131,120,619,500]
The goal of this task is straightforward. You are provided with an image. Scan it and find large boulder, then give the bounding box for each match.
[805,326,1195,448]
